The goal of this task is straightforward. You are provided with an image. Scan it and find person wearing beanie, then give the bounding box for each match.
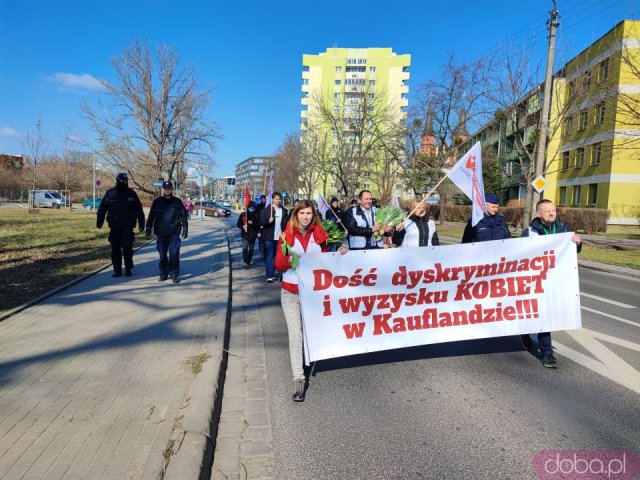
[96,173,145,278]
[461,193,511,243]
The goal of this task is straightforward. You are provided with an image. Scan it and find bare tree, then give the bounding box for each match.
[306,86,405,201]
[409,53,494,222]
[272,132,303,200]
[82,40,220,194]
[20,120,49,189]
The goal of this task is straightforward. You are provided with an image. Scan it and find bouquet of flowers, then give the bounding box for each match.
[373,206,405,241]
[322,219,346,245]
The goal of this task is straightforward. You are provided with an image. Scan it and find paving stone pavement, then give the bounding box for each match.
[211,231,275,480]
[0,216,231,480]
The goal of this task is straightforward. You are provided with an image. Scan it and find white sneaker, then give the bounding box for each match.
[266,277,274,283]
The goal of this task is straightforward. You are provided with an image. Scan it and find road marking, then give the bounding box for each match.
[580,292,637,309]
[555,328,640,394]
[581,306,639,327]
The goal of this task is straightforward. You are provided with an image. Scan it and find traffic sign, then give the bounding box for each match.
[282,192,288,197]
[241,194,246,199]
[531,175,548,194]
[152,182,163,186]
[96,180,101,187]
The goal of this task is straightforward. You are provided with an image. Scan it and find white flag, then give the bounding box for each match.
[317,193,329,218]
[446,141,486,227]
[392,191,400,208]
[265,171,274,207]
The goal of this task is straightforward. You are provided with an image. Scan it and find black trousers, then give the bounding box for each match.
[109,228,135,273]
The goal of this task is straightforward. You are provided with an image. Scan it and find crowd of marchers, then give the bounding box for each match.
[235,189,583,402]
[95,173,582,403]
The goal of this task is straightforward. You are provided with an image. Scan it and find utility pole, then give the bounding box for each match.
[530,1,559,220]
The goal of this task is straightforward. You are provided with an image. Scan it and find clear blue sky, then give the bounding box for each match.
[0,0,637,177]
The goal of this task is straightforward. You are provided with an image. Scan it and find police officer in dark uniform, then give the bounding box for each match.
[145,181,188,283]
[461,193,511,243]
[97,173,145,278]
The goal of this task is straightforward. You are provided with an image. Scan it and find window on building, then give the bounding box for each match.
[559,187,567,205]
[568,80,576,97]
[573,185,582,205]
[588,183,598,206]
[330,183,336,188]
[368,93,374,100]
[579,110,588,131]
[598,58,609,83]
[369,79,375,87]
[335,66,342,73]
[370,66,376,73]
[303,66,309,72]
[576,147,585,168]
[335,79,341,86]
[302,78,309,85]
[581,71,591,94]
[504,161,513,176]
[592,143,602,165]
[562,151,570,170]
[565,116,573,135]
[597,102,606,124]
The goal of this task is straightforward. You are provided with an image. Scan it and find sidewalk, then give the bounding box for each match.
[0,217,230,480]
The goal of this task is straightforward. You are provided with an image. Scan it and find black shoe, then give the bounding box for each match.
[541,353,558,369]
[244,263,250,269]
[158,274,168,282]
[292,379,305,402]
[171,276,180,284]
[125,269,132,277]
[112,271,122,278]
[521,335,533,351]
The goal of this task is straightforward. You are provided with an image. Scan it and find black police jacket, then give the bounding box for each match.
[146,195,188,237]
[97,186,145,230]
[461,213,511,243]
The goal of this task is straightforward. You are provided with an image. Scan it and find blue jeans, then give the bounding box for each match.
[522,332,552,355]
[265,239,277,278]
[157,233,181,278]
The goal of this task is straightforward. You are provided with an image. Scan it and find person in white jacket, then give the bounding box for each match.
[392,201,440,247]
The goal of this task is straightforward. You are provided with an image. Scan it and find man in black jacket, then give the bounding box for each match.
[255,195,267,259]
[237,201,260,268]
[259,192,288,283]
[97,173,145,278]
[461,193,511,243]
[146,181,188,283]
[520,199,582,369]
[343,190,392,250]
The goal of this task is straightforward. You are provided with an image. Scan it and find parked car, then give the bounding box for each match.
[83,197,102,210]
[32,190,71,208]
[194,201,231,217]
[220,200,231,208]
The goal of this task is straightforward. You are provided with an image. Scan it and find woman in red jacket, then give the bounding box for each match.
[275,199,348,402]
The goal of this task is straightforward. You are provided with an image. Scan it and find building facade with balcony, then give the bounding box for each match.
[234,157,274,198]
[546,20,640,228]
[301,48,411,200]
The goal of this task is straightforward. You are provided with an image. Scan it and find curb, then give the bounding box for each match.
[162,229,232,480]
[0,238,155,323]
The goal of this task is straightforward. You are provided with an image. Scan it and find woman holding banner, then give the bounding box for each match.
[392,200,440,247]
[275,200,348,402]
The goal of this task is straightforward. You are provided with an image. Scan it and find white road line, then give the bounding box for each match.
[580,292,637,309]
[581,306,640,327]
[555,328,640,394]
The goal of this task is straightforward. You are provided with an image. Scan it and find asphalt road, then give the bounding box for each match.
[249,255,639,479]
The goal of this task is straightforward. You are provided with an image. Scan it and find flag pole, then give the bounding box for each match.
[403,175,449,221]
[325,202,348,234]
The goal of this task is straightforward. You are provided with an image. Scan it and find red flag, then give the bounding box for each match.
[244,185,251,209]
[243,185,251,226]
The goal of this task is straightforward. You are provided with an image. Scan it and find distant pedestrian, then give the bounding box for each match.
[275,199,348,401]
[255,195,267,259]
[183,198,194,219]
[520,199,582,369]
[260,192,289,283]
[96,173,145,278]
[324,197,343,224]
[349,198,358,209]
[146,181,188,284]
[237,201,260,268]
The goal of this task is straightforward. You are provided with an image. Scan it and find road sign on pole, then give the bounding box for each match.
[96,180,101,187]
[531,175,548,194]
[152,182,163,187]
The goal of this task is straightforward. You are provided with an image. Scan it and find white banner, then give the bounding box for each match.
[298,233,581,363]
